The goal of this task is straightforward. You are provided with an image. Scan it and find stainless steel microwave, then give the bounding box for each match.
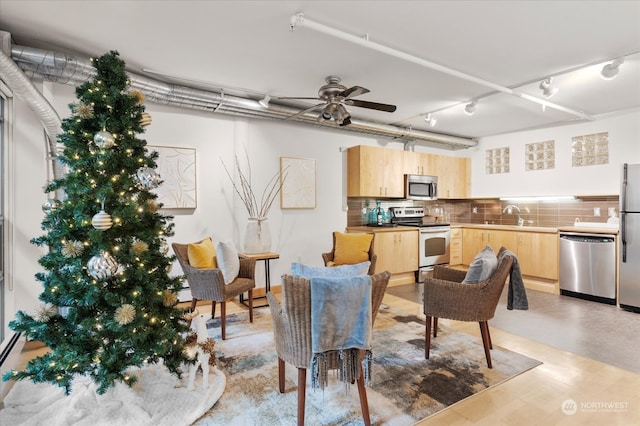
[405,174,438,201]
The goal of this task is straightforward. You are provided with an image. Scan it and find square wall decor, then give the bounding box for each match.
[280,157,316,209]
[525,140,555,171]
[149,145,197,209]
[485,147,509,174]
[572,132,609,167]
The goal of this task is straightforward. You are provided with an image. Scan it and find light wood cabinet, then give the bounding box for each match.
[516,232,558,280]
[347,145,404,198]
[462,228,517,264]
[373,229,419,275]
[449,227,463,266]
[434,155,470,199]
[403,151,436,176]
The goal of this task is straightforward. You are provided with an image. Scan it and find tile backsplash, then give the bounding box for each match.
[347,196,619,228]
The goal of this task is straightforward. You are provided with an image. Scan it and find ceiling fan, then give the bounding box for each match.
[281,76,396,126]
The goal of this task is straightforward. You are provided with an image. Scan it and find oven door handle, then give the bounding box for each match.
[420,228,450,234]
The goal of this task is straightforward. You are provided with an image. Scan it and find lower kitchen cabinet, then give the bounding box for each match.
[449,228,463,266]
[373,229,419,275]
[461,226,559,294]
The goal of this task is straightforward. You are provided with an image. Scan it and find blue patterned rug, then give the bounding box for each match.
[199,304,541,425]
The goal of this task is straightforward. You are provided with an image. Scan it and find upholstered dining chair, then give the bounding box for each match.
[423,247,514,368]
[321,231,377,275]
[267,270,391,426]
[172,239,256,340]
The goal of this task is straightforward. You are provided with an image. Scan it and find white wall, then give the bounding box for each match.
[469,109,640,198]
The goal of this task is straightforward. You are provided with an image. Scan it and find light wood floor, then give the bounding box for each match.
[8,291,639,425]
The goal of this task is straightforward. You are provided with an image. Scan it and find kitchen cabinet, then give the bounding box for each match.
[516,231,558,280]
[347,145,404,197]
[403,151,436,176]
[373,229,419,275]
[462,228,517,264]
[449,227,463,266]
[433,155,470,199]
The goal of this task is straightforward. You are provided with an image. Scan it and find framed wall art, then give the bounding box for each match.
[149,145,197,209]
[280,156,316,209]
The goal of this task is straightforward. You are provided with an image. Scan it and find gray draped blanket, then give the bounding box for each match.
[310,275,372,391]
[501,249,529,310]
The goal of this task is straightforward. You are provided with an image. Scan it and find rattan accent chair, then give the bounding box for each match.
[267,270,391,426]
[172,241,256,340]
[321,232,377,275]
[423,248,514,368]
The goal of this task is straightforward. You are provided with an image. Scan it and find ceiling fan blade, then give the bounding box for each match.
[286,103,325,120]
[345,99,397,112]
[339,85,370,99]
[278,97,322,101]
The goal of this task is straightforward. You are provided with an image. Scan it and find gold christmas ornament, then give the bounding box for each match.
[92,210,113,231]
[61,240,84,257]
[114,304,136,325]
[131,240,149,256]
[162,290,178,307]
[140,112,152,127]
[74,101,94,118]
[130,90,145,105]
[146,199,159,213]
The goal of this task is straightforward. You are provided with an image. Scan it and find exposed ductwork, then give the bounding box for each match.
[6,42,477,150]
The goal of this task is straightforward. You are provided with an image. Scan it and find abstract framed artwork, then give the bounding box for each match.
[280,156,316,209]
[149,145,197,209]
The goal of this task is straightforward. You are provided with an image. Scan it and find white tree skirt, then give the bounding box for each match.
[1,363,225,426]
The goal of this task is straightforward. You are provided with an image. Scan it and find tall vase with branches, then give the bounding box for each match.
[222,154,286,253]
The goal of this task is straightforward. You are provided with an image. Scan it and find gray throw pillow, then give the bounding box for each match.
[462,246,498,283]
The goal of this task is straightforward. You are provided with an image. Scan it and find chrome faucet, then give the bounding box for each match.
[503,204,526,226]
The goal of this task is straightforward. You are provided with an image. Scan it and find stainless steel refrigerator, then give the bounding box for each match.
[620,163,640,312]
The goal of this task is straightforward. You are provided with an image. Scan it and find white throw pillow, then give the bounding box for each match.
[215,241,240,284]
[462,245,498,283]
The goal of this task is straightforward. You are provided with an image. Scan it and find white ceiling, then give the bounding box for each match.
[1,0,639,140]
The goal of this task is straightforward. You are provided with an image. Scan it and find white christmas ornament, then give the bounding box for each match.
[92,210,113,231]
[94,130,115,149]
[87,251,119,280]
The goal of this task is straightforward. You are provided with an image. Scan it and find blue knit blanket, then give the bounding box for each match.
[309,275,372,390]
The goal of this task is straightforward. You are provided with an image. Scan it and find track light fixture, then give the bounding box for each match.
[601,57,624,80]
[258,95,271,108]
[424,113,437,127]
[539,77,559,98]
[464,100,477,116]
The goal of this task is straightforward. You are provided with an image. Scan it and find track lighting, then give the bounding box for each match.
[539,77,559,98]
[601,57,624,80]
[464,100,477,116]
[424,113,437,127]
[258,95,271,108]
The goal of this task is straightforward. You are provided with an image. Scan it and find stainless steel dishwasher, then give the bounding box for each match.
[559,232,616,304]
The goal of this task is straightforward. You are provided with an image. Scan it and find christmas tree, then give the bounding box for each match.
[3,51,190,394]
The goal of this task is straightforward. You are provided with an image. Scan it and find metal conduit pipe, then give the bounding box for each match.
[9,44,477,149]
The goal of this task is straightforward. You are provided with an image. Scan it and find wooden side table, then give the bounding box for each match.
[238,252,280,308]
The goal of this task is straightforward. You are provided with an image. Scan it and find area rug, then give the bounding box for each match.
[195,304,542,425]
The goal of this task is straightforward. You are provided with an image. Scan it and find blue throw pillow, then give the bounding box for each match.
[462,246,497,283]
[291,261,371,278]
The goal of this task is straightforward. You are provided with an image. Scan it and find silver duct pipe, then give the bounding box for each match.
[9,44,477,149]
[0,37,66,198]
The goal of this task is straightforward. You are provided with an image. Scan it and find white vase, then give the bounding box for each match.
[244,217,271,254]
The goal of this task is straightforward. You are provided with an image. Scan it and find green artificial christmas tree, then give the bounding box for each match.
[3,51,190,394]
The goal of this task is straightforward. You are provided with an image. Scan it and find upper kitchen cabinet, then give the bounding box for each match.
[403,151,436,176]
[347,145,404,198]
[434,155,470,199]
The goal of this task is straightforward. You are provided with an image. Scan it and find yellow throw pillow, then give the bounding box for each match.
[187,237,218,269]
[333,232,373,265]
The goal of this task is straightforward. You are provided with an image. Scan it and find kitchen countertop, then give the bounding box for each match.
[452,223,557,233]
[346,225,418,233]
[349,223,619,235]
[557,226,619,235]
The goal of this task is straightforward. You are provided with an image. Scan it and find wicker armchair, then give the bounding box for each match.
[267,270,391,426]
[423,248,514,368]
[321,232,377,275]
[172,240,256,340]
